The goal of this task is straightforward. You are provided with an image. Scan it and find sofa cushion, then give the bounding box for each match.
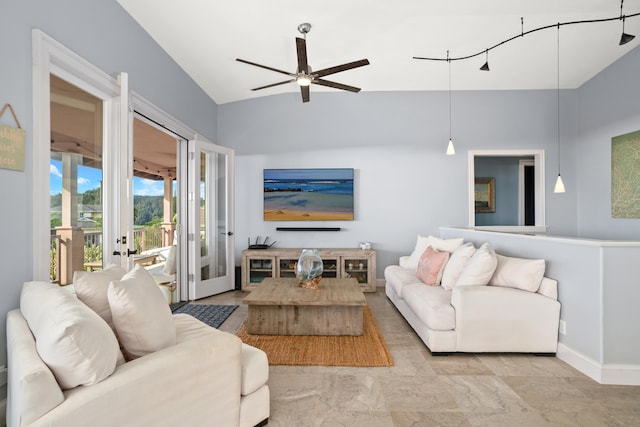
[405,235,464,270]
[163,245,177,275]
[489,254,545,293]
[416,246,450,285]
[20,281,120,390]
[441,242,476,290]
[455,243,497,287]
[108,264,176,359]
[384,265,423,298]
[402,283,455,331]
[73,263,127,330]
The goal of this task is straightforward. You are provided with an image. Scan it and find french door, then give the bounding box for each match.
[35,31,234,301]
[187,139,235,299]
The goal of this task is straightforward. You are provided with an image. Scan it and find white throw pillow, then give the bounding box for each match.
[73,264,127,331]
[455,243,498,287]
[441,242,476,290]
[405,235,464,270]
[20,281,120,390]
[489,254,546,293]
[108,264,176,360]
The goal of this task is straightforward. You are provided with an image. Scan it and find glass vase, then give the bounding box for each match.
[296,249,323,289]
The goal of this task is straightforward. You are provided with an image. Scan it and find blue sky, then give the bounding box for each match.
[264,168,353,181]
[50,160,165,196]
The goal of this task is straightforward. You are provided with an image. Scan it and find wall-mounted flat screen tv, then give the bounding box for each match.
[264,168,354,221]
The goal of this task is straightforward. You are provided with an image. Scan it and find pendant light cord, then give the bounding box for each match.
[557,24,561,175]
[448,50,452,140]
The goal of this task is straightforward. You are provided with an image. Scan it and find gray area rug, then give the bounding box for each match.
[170,303,238,329]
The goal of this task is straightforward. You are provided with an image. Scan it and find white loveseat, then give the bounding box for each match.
[6,273,270,427]
[385,236,561,354]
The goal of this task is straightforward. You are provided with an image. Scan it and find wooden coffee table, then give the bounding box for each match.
[243,277,366,336]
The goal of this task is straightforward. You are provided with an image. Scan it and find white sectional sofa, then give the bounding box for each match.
[6,268,270,427]
[385,235,561,354]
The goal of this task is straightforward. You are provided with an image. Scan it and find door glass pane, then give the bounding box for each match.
[49,75,103,284]
[132,118,179,301]
[199,152,210,281]
[198,151,228,282]
[216,153,227,277]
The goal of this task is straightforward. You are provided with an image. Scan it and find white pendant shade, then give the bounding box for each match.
[554,174,566,193]
[446,138,455,155]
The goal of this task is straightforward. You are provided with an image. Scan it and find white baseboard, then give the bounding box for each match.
[557,343,640,385]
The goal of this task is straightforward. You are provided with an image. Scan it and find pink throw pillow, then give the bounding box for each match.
[416,246,450,286]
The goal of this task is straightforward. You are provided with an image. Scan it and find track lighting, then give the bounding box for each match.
[479,50,490,71]
[620,17,636,45]
[414,2,639,65]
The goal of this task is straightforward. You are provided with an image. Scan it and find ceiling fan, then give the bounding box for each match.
[236,23,370,103]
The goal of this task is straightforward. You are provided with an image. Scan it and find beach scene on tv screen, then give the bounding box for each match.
[264,168,354,221]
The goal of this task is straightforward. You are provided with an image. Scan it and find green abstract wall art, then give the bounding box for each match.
[611,130,640,218]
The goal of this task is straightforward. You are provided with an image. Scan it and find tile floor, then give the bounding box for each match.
[201,288,640,427]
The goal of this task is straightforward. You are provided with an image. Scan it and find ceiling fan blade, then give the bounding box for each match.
[251,80,295,91]
[313,79,361,93]
[296,37,309,73]
[236,58,294,77]
[313,59,370,78]
[301,85,310,103]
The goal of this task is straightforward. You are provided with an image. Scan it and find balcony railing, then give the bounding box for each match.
[50,227,164,283]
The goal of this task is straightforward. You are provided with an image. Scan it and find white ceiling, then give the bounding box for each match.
[117,0,640,105]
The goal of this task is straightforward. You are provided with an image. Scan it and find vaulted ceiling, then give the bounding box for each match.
[117,0,640,104]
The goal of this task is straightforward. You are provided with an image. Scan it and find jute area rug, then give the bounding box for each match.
[236,306,394,367]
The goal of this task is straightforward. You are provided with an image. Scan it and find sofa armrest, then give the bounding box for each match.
[452,285,561,353]
[6,309,65,427]
[32,329,243,427]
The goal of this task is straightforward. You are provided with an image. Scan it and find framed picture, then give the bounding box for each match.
[475,177,496,213]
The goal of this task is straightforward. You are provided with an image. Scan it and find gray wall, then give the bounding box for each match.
[219,88,580,276]
[575,44,640,239]
[0,0,218,370]
[441,227,640,381]
[474,156,523,226]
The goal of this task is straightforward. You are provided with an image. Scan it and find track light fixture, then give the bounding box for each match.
[413,1,639,65]
[446,51,455,155]
[479,50,490,71]
[554,24,566,194]
[620,0,637,45]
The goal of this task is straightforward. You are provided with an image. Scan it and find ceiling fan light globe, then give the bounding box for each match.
[297,76,312,86]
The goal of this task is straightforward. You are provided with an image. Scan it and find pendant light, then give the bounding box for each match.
[554,24,566,194]
[446,51,456,155]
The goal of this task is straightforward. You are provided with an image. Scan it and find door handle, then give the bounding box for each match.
[127,248,138,257]
[220,231,234,236]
